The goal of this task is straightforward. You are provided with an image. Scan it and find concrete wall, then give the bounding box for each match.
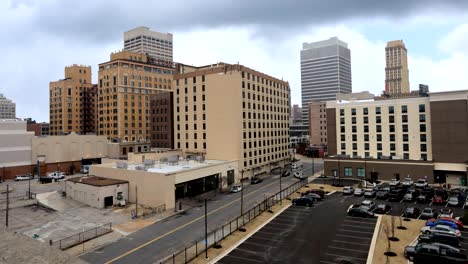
[66,180,128,209]
[174,160,239,186]
[90,164,175,209]
[32,132,108,163]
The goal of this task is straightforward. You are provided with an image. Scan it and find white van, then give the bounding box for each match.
[47,171,65,179]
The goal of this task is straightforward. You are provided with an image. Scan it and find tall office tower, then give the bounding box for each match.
[0,94,16,119]
[97,51,175,155]
[49,65,97,135]
[150,91,174,149]
[385,40,410,95]
[174,63,290,178]
[301,37,352,125]
[124,26,173,62]
[291,104,302,121]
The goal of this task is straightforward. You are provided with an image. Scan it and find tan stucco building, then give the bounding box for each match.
[66,176,129,208]
[173,63,290,178]
[385,40,410,95]
[49,65,97,135]
[90,156,238,210]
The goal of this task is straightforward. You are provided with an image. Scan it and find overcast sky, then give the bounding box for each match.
[2,0,468,122]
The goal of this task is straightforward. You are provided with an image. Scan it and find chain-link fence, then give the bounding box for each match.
[49,222,112,250]
[158,179,308,264]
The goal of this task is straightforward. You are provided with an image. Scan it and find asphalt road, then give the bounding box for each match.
[80,162,323,264]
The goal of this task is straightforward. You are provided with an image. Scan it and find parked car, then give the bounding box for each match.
[304,193,322,201]
[401,178,414,186]
[465,197,468,208]
[374,203,392,214]
[347,207,374,218]
[421,224,461,237]
[376,189,390,199]
[417,192,432,203]
[404,207,421,218]
[389,179,400,186]
[448,196,461,207]
[433,195,445,205]
[439,208,454,218]
[250,177,263,184]
[435,188,448,200]
[418,233,462,249]
[415,179,429,188]
[229,184,242,193]
[388,189,405,201]
[281,170,290,177]
[14,173,33,181]
[420,207,437,220]
[291,162,303,169]
[426,218,459,230]
[306,189,326,199]
[360,200,376,211]
[354,188,364,196]
[292,196,314,207]
[432,217,464,230]
[364,188,377,198]
[47,171,65,179]
[404,243,467,263]
[342,186,354,195]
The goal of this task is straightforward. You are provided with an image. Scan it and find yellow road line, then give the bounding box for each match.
[105,179,284,263]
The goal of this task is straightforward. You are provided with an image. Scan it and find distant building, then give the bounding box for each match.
[324,90,468,185]
[385,40,410,94]
[0,93,15,119]
[27,122,50,136]
[49,65,97,135]
[174,62,290,178]
[308,101,327,146]
[0,120,34,179]
[124,26,173,62]
[291,104,302,121]
[301,37,352,124]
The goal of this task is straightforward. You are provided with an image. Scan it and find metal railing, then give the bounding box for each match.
[0,191,36,203]
[49,222,112,250]
[158,179,308,263]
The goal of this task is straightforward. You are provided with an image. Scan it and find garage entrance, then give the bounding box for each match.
[435,170,467,186]
[104,196,113,207]
[175,174,220,199]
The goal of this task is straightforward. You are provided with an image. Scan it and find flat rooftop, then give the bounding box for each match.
[67,176,128,186]
[117,159,229,174]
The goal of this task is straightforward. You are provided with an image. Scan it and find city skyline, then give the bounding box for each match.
[1,0,468,121]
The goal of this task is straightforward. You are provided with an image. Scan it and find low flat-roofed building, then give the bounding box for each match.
[66,176,128,209]
[90,156,238,210]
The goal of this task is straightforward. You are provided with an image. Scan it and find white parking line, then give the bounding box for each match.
[446,202,450,208]
[336,234,371,240]
[324,253,366,261]
[332,239,370,246]
[328,246,369,253]
[338,229,374,235]
[222,253,263,263]
[341,224,375,230]
[417,213,422,219]
[319,261,338,264]
[344,219,377,225]
[429,200,434,206]
[249,235,281,242]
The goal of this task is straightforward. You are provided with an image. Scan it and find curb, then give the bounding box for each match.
[208,203,292,264]
[366,214,382,264]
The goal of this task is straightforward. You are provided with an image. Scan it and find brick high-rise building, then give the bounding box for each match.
[0,93,16,119]
[97,51,175,155]
[150,92,173,149]
[385,40,410,94]
[174,63,290,177]
[308,101,327,146]
[49,65,97,135]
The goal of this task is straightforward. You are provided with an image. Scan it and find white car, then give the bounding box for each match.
[47,171,65,179]
[421,225,461,237]
[294,171,307,179]
[291,162,303,169]
[401,178,414,186]
[360,200,376,211]
[353,188,364,196]
[15,174,33,181]
[389,179,400,186]
[415,179,428,188]
[229,184,242,193]
[342,186,354,195]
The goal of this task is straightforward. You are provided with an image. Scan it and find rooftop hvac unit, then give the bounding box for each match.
[135,165,146,171]
[116,162,128,169]
[144,159,155,166]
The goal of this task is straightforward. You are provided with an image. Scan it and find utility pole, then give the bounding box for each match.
[135,185,138,218]
[6,184,9,227]
[240,170,244,217]
[279,166,282,205]
[312,155,315,176]
[204,198,208,259]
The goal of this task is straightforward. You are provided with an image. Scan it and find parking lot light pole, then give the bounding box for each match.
[28,174,31,199]
[279,166,282,205]
[240,170,244,217]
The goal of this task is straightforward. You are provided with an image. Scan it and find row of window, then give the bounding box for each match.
[341,123,427,133]
[341,142,427,152]
[243,152,289,168]
[341,104,426,116]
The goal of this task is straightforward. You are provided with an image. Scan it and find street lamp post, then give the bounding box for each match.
[279,166,282,205]
[240,169,244,217]
[338,156,341,186]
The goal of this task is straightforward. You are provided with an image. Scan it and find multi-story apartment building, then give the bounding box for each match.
[291,104,302,121]
[26,122,50,136]
[324,90,468,185]
[97,51,175,155]
[49,65,97,135]
[124,26,173,62]
[173,63,290,178]
[308,101,327,146]
[0,93,16,119]
[301,37,352,125]
[385,40,410,94]
[150,92,173,149]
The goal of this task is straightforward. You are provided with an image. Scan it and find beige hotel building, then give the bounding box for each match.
[173,63,290,178]
[97,51,175,155]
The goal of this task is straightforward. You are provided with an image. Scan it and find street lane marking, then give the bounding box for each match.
[328,246,368,253]
[324,253,366,261]
[332,240,370,246]
[103,179,295,263]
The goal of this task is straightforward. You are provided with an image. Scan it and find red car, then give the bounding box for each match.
[432,195,444,204]
[427,217,464,230]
